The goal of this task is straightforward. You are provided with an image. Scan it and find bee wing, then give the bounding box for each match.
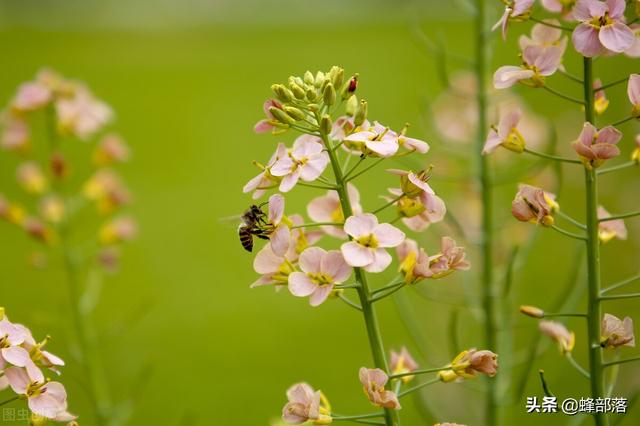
[218,214,244,228]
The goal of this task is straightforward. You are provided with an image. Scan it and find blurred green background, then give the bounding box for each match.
[0,0,638,425]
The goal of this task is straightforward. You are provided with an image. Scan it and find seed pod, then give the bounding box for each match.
[323,83,336,106]
[354,100,368,126]
[269,106,296,125]
[320,114,332,135]
[284,106,306,121]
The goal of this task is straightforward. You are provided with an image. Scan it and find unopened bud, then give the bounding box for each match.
[271,84,293,103]
[306,88,318,101]
[520,305,544,318]
[269,106,296,125]
[284,106,306,121]
[291,83,306,100]
[304,71,315,85]
[329,66,344,89]
[341,75,358,99]
[307,103,320,112]
[632,147,640,164]
[541,215,555,227]
[354,100,368,126]
[323,83,336,106]
[438,370,459,383]
[314,71,326,88]
[289,75,304,87]
[0,307,4,320]
[320,114,332,135]
[345,95,358,117]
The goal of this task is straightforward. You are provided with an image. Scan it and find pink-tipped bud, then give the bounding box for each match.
[520,305,544,318]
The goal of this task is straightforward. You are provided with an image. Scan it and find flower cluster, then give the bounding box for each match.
[241,67,485,424]
[0,69,136,271]
[0,308,75,423]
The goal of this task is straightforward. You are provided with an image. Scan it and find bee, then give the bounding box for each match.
[238,204,271,252]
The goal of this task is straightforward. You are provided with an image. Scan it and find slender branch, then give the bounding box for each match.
[610,116,635,127]
[529,16,574,31]
[345,157,386,182]
[298,182,337,190]
[343,157,366,180]
[337,293,362,311]
[599,293,640,301]
[523,147,582,164]
[336,283,361,289]
[389,366,448,380]
[603,356,640,368]
[332,412,385,421]
[542,85,585,105]
[550,224,587,241]
[566,353,591,379]
[372,194,405,215]
[397,377,440,397]
[0,396,19,407]
[599,211,640,222]
[598,161,636,176]
[601,274,640,294]
[538,370,555,397]
[290,222,343,229]
[556,210,586,230]
[558,69,584,84]
[544,312,587,318]
[598,77,629,91]
[370,282,408,303]
[372,280,405,295]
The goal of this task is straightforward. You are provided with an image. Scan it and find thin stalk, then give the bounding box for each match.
[290,222,343,229]
[566,353,591,379]
[603,356,640,368]
[583,56,607,426]
[544,312,587,318]
[0,396,19,407]
[476,2,497,425]
[559,69,584,84]
[390,366,448,380]
[601,274,640,294]
[556,210,586,230]
[337,293,362,311]
[597,161,636,175]
[372,194,404,215]
[319,119,398,426]
[550,224,587,241]
[298,182,337,190]
[599,293,640,301]
[332,413,385,421]
[345,157,386,182]
[372,281,405,295]
[529,16,574,31]
[523,147,582,164]
[538,370,555,397]
[542,85,585,105]
[370,283,408,303]
[610,116,635,127]
[598,77,629,91]
[397,377,440,397]
[598,211,640,222]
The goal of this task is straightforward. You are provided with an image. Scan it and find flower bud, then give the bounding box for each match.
[269,106,296,125]
[354,100,368,126]
[329,66,344,89]
[323,83,336,106]
[304,70,315,85]
[437,370,459,383]
[290,83,306,100]
[306,87,318,101]
[341,75,358,99]
[271,84,293,103]
[284,106,305,121]
[307,103,320,112]
[520,305,544,318]
[288,75,304,87]
[320,114,332,135]
[0,307,4,320]
[314,71,326,88]
[345,95,358,117]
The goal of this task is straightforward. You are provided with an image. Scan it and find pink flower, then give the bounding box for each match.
[98,216,137,245]
[289,214,323,255]
[397,126,430,154]
[345,122,399,157]
[542,0,578,18]
[271,135,329,192]
[601,313,635,348]
[1,114,29,151]
[390,347,419,383]
[56,87,113,140]
[598,206,627,243]
[494,45,564,89]
[572,0,635,57]
[511,184,558,225]
[539,320,575,353]
[307,184,362,239]
[341,214,405,273]
[4,367,73,419]
[359,368,401,409]
[93,134,130,166]
[251,242,297,289]
[449,349,499,378]
[519,20,569,53]
[288,247,352,306]
[243,143,287,199]
[483,109,526,154]
[254,99,284,134]
[428,237,471,278]
[572,122,621,167]
[629,74,640,116]
[282,382,332,425]
[397,239,433,283]
[387,188,447,232]
[625,24,640,57]
[593,79,610,115]
[264,194,291,257]
[17,162,48,194]
[492,0,535,40]
[12,82,51,112]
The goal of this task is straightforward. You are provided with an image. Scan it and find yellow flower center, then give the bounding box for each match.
[356,233,378,249]
[308,272,333,286]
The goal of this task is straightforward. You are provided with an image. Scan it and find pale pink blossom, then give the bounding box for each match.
[251,240,298,288]
[594,79,610,115]
[359,367,401,409]
[282,382,332,425]
[56,87,113,140]
[265,194,291,257]
[625,24,640,57]
[1,114,29,151]
[572,0,635,57]
[597,206,627,243]
[98,216,137,245]
[341,214,405,273]
[387,188,447,232]
[511,184,558,225]
[494,45,564,89]
[93,134,130,166]
[254,99,284,134]
[12,82,51,112]
[331,116,371,155]
[4,367,72,420]
[307,183,362,239]
[449,349,499,378]
[17,162,48,194]
[601,313,635,348]
[397,127,429,154]
[243,143,287,199]
[390,347,419,383]
[483,109,526,154]
[492,0,535,40]
[288,247,352,306]
[629,74,640,116]
[539,320,575,353]
[428,237,471,278]
[83,170,132,213]
[572,122,621,166]
[519,20,568,53]
[396,239,433,283]
[271,135,330,192]
[345,122,399,157]
[289,214,322,255]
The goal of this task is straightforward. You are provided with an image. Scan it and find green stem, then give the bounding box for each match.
[599,293,640,301]
[597,161,636,176]
[523,147,582,164]
[601,274,640,294]
[556,210,586,230]
[319,119,398,426]
[337,293,362,311]
[397,377,440,397]
[598,77,629,91]
[598,211,640,222]
[542,85,585,105]
[476,2,497,425]
[389,366,448,380]
[332,413,384,421]
[372,194,405,215]
[372,280,405,295]
[538,370,555,397]
[610,116,635,127]
[289,222,343,229]
[529,16,574,31]
[603,356,640,368]
[0,396,19,407]
[550,224,587,241]
[566,353,591,379]
[544,312,587,318]
[345,157,386,182]
[370,282,408,303]
[583,56,608,426]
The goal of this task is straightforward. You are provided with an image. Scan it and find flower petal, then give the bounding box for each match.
[341,241,374,267]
